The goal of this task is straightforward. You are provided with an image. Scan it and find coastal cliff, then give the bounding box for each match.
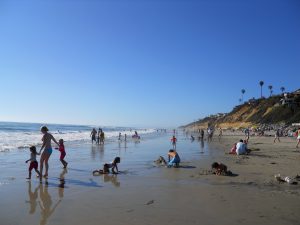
[182,89,300,129]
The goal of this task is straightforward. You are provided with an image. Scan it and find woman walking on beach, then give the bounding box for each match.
[39,126,59,178]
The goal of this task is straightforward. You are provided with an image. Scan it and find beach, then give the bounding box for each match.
[1,131,300,225]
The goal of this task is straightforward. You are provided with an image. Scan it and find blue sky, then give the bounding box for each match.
[0,0,299,127]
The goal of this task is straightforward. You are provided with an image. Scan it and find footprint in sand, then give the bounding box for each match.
[145,200,154,205]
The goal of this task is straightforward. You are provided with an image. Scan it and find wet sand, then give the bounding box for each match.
[0,132,300,225]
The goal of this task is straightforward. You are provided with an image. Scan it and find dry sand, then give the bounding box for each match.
[0,133,300,225]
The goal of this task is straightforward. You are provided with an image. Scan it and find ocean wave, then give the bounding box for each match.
[0,128,156,152]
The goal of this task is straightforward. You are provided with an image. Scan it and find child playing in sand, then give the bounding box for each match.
[93,157,120,175]
[56,139,68,168]
[211,162,232,176]
[168,149,180,167]
[26,146,42,180]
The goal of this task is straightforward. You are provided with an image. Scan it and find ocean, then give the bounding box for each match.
[0,121,156,151]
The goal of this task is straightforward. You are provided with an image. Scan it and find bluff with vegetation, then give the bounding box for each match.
[183,91,300,130]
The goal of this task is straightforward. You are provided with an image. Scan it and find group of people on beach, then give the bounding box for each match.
[26,126,68,181]
[91,128,105,145]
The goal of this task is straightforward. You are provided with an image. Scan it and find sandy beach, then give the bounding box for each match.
[1,132,300,225]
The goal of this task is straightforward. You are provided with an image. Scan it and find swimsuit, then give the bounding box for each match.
[29,161,38,171]
[46,148,53,154]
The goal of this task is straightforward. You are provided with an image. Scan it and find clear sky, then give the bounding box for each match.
[0,0,299,127]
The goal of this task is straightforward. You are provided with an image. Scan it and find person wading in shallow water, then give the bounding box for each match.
[39,126,59,178]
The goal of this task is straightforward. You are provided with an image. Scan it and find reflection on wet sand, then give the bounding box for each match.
[58,169,67,198]
[39,182,61,225]
[26,182,39,214]
[26,180,62,225]
[91,145,105,161]
[103,174,120,187]
[200,139,204,153]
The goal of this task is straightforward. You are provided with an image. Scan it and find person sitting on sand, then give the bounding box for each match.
[93,157,121,175]
[211,162,232,176]
[229,142,237,154]
[168,149,180,167]
[236,139,247,155]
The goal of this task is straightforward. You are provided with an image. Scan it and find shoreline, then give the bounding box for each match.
[0,132,300,225]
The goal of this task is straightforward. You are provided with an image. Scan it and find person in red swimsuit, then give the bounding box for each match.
[171,136,177,149]
[57,139,68,168]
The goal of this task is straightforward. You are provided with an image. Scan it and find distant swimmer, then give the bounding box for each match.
[132,131,140,139]
[118,132,122,141]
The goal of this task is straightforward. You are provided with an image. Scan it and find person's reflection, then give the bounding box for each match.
[91,145,96,160]
[38,182,61,225]
[58,169,67,198]
[200,139,204,153]
[99,144,104,160]
[26,181,39,214]
[103,174,120,187]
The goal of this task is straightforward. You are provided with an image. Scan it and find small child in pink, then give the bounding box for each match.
[57,139,68,168]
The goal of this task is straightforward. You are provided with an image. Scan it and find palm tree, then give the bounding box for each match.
[241,89,246,102]
[268,85,273,97]
[280,86,285,94]
[259,81,264,98]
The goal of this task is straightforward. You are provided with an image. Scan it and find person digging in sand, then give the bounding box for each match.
[211,162,233,176]
[93,157,120,175]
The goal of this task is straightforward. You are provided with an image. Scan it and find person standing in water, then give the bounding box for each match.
[171,136,177,149]
[39,126,59,178]
[90,128,97,144]
[100,130,105,145]
[97,128,101,145]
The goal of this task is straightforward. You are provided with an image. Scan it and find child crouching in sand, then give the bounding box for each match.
[93,157,120,175]
[211,162,232,176]
[26,146,42,181]
[168,149,180,167]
